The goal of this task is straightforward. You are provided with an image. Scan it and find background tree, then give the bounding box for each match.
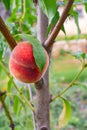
[0,0,87,130]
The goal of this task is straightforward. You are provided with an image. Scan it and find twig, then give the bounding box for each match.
[44,0,74,50]
[0,16,17,49]
[51,61,85,102]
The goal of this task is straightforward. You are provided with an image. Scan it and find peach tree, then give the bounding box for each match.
[0,0,87,130]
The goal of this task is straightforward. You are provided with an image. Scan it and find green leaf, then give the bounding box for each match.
[38,0,57,23]
[3,0,10,10]
[47,11,59,35]
[71,51,87,59]
[14,95,23,115]
[75,82,87,90]
[51,11,59,25]
[21,34,46,72]
[7,77,13,92]
[58,97,72,129]
[61,25,66,35]
[70,8,81,35]
[19,86,25,93]
[73,12,81,35]
[47,10,66,36]
[25,88,30,100]
[5,96,11,109]
[0,41,3,61]
[84,2,87,12]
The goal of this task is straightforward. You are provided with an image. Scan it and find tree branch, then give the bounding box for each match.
[0,16,17,49]
[44,0,74,50]
[36,5,48,44]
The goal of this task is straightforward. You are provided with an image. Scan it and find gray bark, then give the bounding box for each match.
[36,5,48,44]
[34,5,50,130]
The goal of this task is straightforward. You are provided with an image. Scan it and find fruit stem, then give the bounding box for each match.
[0,61,34,111]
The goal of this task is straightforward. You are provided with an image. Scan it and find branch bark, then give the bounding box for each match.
[36,5,48,43]
[0,16,17,49]
[44,0,74,51]
[34,4,50,130]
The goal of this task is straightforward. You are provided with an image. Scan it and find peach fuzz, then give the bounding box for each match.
[9,41,49,83]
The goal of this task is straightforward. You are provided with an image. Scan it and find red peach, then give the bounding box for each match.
[9,41,49,83]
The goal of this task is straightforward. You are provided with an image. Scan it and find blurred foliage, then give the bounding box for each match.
[56,34,87,41]
[0,34,8,61]
[50,55,87,130]
[2,0,87,40]
[5,0,37,41]
[0,105,33,130]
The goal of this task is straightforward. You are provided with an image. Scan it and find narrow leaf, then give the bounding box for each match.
[19,86,25,93]
[61,25,66,35]
[75,82,87,90]
[58,97,72,129]
[47,11,59,35]
[73,11,81,35]
[14,95,23,115]
[70,8,81,35]
[5,96,10,109]
[21,34,46,72]
[7,77,13,92]
[25,88,30,100]
[38,0,57,23]
[47,10,66,36]
[0,42,3,61]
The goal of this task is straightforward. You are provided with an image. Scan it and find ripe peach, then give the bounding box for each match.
[9,41,49,83]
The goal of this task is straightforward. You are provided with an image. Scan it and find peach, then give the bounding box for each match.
[9,41,49,83]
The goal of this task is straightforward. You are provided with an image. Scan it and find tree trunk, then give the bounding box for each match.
[34,4,50,130]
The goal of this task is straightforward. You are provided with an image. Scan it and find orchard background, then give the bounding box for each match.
[0,0,87,130]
